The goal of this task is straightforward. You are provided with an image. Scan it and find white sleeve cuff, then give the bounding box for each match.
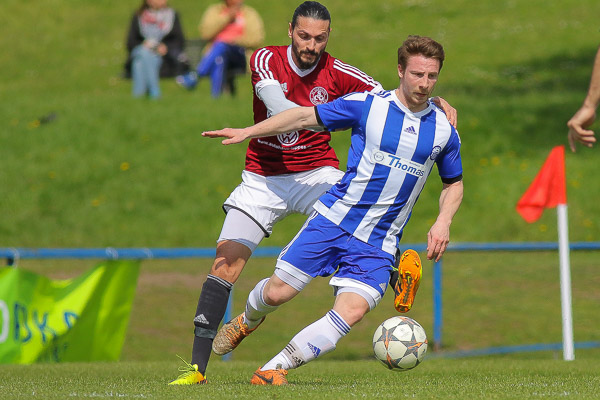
[255,79,282,94]
[256,80,300,116]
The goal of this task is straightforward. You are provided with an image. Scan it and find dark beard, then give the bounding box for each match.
[293,47,320,70]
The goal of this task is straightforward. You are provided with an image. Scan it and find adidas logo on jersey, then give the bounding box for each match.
[404,126,417,135]
[194,314,209,325]
[280,82,288,93]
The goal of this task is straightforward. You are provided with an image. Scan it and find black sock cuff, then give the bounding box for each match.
[207,274,233,291]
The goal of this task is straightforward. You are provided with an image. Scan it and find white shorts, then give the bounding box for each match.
[222,166,344,237]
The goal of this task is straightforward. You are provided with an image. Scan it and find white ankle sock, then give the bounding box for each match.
[244,278,278,329]
[262,310,350,370]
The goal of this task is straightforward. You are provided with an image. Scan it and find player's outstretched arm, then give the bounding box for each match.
[202,106,321,145]
[427,180,463,262]
[202,128,249,145]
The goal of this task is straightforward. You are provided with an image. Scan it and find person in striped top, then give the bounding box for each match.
[203,35,463,385]
[170,1,457,385]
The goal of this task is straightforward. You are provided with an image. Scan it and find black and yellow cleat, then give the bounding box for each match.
[168,355,207,385]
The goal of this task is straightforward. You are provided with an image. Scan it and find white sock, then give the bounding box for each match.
[262,310,350,371]
[244,278,278,329]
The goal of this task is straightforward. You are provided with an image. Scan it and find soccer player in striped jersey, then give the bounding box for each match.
[169,1,456,385]
[204,35,463,385]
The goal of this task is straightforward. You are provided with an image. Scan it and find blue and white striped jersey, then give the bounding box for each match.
[313,90,462,255]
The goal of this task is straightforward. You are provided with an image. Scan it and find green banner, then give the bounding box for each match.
[0,260,140,364]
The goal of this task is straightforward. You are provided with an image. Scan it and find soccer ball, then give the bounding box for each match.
[372,316,428,371]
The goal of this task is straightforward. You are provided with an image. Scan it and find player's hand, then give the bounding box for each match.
[202,128,247,145]
[567,105,597,152]
[432,96,457,128]
[426,220,450,262]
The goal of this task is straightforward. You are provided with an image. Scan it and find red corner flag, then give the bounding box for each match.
[516,145,567,223]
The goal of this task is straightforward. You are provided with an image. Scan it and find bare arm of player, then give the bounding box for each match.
[427,180,463,262]
[567,46,600,152]
[202,106,320,145]
[431,97,457,128]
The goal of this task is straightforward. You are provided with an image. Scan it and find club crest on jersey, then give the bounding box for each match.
[277,131,300,146]
[430,145,442,160]
[371,149,426,177]
[310,86,328,105]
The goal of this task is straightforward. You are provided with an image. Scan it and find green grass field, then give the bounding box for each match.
[2,358,600,399]
[1,0,599,397]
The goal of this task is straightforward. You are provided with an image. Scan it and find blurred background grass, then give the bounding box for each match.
[1,0,599,361]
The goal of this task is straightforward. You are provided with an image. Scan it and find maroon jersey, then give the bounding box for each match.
[246,45,382,176]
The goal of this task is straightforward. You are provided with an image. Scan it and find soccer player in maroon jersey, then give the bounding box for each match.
[169,1,457,385]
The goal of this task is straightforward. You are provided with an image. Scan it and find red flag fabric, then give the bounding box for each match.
[516,145,567,223]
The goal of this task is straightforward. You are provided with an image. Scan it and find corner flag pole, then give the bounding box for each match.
[557,204,574,361]
[516,145,574,361]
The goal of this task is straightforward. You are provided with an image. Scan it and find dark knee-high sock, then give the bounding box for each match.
[191,274,232,374]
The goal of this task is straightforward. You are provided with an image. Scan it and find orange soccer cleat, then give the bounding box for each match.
[392,249,422,313]
[250,367,289,386]
[212,313,264,355]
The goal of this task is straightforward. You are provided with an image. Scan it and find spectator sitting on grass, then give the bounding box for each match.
[124,0,189,99]
[176,0,264,97]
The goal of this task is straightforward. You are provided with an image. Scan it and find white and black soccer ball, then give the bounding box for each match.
[372,316,428,371]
